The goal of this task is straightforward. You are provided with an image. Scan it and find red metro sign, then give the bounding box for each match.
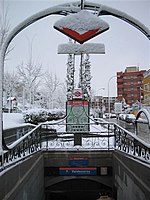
[54,10,109,44]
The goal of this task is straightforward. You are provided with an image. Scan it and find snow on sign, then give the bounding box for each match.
[54,10,109,44]
[58,43,105,55]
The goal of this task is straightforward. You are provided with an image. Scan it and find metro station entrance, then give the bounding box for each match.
[45,178,113,200]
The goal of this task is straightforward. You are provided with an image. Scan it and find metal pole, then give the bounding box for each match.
[108,80,110,114]
[97,88,105,116]
[0,49,3,154]
[108,75,116,118]
[81,0,85,10]
[139,87,141,109]
[0,46,5,159]
[79,53,83,89]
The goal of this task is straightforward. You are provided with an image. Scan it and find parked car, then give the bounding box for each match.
[104,113,116,118]
[125,114,136,123]
[119,113,127,121]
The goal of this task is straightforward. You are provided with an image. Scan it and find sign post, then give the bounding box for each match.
[66,90,90,146]
[54,7,109,146]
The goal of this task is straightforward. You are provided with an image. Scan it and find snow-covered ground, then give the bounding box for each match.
[3,113,26,130]
[2,113,114,151]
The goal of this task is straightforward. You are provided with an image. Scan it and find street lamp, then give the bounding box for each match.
[97,87,105,96]
[108,75,117,115]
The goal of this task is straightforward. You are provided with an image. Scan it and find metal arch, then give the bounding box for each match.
[0,2,81,58]
[1,1,150,57]
[2,1,150,54]
[136,108,150,128]
[0,1,150,150]
[84,1,150,40]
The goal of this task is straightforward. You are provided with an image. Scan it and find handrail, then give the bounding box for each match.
[114,122,150,148]
[0,121,150,171]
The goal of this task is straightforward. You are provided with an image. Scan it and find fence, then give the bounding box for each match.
[0,121,150,171]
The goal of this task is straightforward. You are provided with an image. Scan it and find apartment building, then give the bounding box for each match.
[117,66,146,106]
[91,96,116,113]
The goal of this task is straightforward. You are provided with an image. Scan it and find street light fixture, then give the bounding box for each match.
[97,87,105,96]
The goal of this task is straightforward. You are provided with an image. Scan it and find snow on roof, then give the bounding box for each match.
[58,43,105,54]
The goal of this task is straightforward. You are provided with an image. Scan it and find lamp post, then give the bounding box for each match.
[108,75,117,115]
[139,87,142,109]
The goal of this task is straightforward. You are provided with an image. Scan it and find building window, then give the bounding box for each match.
[144,83,150,91]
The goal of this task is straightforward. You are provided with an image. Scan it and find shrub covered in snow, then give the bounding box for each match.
[23,109,65,124]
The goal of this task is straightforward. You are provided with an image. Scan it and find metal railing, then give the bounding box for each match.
[114,123,150,163]
[0,121,150,170]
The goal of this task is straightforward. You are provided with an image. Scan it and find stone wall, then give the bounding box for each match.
[0,152,44,200]
[113,150,150,200]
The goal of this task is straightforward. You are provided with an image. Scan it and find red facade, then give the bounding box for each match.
[117,67,146,106]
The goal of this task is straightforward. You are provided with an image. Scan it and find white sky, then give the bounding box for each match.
[3,0,150,97]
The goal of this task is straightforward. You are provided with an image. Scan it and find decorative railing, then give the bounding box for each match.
[0,125,42,170]
[41,122,115,150]
[114,123,150,163]
[0,121,150,171]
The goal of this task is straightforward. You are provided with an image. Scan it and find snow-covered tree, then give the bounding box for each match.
[66,53,75,99]
[55,82,66,109]
[3,72,19,111]
[43,72,60,109]
[17,57,43,108]
[16,39,43,108]
[81,54,92,99]
[0,0,13,59]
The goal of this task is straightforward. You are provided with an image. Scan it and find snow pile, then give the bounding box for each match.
[23,108,65,124]
[3,113,26,130]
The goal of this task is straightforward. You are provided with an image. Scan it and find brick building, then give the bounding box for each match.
[91,96,116,113]
[143,69,150,106]
[117,66,146,106]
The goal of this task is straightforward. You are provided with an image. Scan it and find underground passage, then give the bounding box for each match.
[45,178,113,200]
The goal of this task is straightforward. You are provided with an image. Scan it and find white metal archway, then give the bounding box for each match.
[0,1,150,152]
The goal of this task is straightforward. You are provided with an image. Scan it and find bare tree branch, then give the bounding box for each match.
[16,38,44,107]
[0,0,13,59]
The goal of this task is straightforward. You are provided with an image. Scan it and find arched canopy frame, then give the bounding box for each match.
[136,108,150,128]
[1,1,150,58]
[0,1,150,150]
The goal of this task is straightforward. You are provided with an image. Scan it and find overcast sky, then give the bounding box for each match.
[3,0,150,97]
